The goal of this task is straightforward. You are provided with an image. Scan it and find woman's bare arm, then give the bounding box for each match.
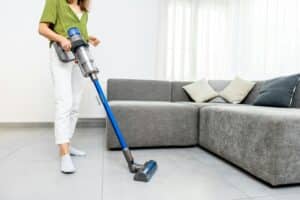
[38,23,71,51]
[88,35,101,47]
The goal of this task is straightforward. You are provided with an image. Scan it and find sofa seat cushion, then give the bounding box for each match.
[200,105,300,185]
[106,101,199,149]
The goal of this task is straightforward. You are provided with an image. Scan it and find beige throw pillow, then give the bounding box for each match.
[183,80,218,102]
[220,77,255,104]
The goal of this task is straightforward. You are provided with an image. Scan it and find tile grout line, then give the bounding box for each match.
[0,132,49,162]
[0,128,66,163]
[0,142,32,163]
[100,130,106,200]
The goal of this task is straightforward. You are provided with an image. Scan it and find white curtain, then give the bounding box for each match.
[156,0,300,81]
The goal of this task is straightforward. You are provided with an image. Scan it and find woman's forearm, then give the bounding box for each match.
[39,23,72,51]
[38,23,64,43]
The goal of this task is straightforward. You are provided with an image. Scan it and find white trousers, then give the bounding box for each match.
[49,47,87,144]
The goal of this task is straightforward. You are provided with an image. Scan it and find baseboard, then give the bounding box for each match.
[0,118,106,128]
[77,118,106,128]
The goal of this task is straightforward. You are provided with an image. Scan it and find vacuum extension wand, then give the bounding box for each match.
[67,27,157,182]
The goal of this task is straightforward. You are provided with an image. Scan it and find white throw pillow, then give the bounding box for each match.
[219,77,256,104]
[183,80,218,102]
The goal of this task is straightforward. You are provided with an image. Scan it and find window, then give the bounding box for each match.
[157,0,300,81]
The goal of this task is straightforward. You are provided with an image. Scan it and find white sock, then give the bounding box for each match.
[70,146,86,157]
[61,154,76,174]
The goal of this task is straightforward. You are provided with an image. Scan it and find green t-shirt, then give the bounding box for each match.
[40,0,89,42]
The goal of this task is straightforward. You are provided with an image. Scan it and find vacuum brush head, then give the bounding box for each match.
[134,160,158,182]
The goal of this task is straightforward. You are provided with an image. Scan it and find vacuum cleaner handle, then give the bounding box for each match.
[52,42,75,63]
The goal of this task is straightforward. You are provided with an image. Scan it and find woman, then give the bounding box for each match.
[38,0,100,174]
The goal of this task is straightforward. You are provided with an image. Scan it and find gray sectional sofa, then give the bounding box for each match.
[106,79,300,186]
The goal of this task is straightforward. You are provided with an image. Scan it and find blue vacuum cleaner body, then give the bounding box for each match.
[67,27,157,182]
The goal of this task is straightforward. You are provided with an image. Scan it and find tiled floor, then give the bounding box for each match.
[0,127,300,200]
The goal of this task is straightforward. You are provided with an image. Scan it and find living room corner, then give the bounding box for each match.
[0,0,300,200]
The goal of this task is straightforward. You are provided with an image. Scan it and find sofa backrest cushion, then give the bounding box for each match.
[171,80,230,102]
[241,81,264,104]
[107,79,172,101]
[107,78,300,106]
[171,81,193,102]
[208,80,231,92]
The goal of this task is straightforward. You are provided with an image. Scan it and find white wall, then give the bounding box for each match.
[0,0,160,122]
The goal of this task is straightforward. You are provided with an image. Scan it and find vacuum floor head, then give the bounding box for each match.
[134,160,158,182]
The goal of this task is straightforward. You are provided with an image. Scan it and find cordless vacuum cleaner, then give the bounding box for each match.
[66,27,158,182]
